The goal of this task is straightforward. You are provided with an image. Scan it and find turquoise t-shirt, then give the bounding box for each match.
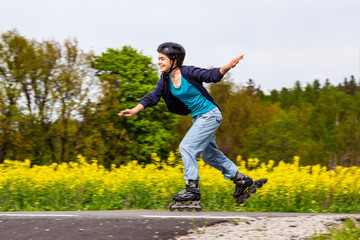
[169,76,216,117]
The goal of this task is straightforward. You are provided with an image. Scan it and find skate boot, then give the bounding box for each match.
[231,172,268,204]
[169,180,202,212]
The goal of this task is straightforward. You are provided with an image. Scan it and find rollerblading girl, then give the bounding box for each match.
[119,42,267,211]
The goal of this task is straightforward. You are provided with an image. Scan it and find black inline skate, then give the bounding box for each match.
[232,172,268,204]
[169,180,202,212]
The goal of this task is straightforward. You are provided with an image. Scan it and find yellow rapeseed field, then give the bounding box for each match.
[0,154,359,212]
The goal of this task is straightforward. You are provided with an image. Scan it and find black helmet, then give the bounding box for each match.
[157,42,186,66]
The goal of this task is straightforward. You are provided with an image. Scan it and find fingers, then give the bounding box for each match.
[231,55,244,68]
[118,109,133,117]
[234,55,244,63]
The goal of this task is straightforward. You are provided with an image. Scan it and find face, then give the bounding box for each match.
[158,53,173,73]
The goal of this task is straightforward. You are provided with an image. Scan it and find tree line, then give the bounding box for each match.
[1,30,359,168]
[0,30,177,167]
[205,76,360,168]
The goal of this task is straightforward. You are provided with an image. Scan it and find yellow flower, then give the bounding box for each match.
[0,154,359,212]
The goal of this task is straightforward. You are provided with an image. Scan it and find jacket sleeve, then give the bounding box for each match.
[183,66,224,83]
[140,78,164,108]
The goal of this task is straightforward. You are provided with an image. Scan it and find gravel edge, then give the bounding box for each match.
[176,215,360,240]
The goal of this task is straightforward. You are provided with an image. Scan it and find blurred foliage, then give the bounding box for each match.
[205,76,360,168]
[311,219,360,239]
[0,30,95,165]
[93,47,179,165]
[1,29,360,168]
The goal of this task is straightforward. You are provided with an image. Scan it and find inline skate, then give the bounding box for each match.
[169,180,202,212]
[232,172,268,204]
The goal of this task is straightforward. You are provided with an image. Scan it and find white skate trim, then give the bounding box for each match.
[172,201,202,208]
[169,200,203,212]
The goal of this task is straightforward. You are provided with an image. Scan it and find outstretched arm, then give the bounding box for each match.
[220,55,244,75]
[118,103,144,117]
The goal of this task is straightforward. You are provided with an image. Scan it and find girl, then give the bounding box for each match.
[119,42,267,209]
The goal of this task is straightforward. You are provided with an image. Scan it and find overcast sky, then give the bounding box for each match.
[1,0,359,92]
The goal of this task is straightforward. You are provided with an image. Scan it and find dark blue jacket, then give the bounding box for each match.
[140,65,224,116]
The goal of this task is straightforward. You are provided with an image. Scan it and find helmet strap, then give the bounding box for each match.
[169,60,177,73]
[164,59,178,80]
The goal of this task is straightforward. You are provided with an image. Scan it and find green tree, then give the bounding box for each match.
[0,30,95,164]
[207,79,283,161]
[23,39,61,164]
[76,73,134,167]
[337,75,358,96]
[0,30,31,162]
[50,38,95,163]
[94,46,179,164]
[243,105,326,164]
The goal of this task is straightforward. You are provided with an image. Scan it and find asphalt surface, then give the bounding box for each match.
[1,210,359,240]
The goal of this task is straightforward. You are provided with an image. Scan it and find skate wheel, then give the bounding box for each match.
[178,207,185,212]
[255,178,267,188]
[195,205,202,212]
[237,198,244,204]
[244,192,250,199]
[186,207,193,212]
[250,188,257,194]
[168,203,176,212]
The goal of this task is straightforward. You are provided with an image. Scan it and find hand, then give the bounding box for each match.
[118,104,144,117]
[220,55,244,75]
[118,109,136,117]
[229,55,244,68]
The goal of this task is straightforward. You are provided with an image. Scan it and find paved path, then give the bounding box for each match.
[0,211,359,240]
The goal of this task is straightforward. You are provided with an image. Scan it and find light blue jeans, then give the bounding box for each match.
[179,107,239,181]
